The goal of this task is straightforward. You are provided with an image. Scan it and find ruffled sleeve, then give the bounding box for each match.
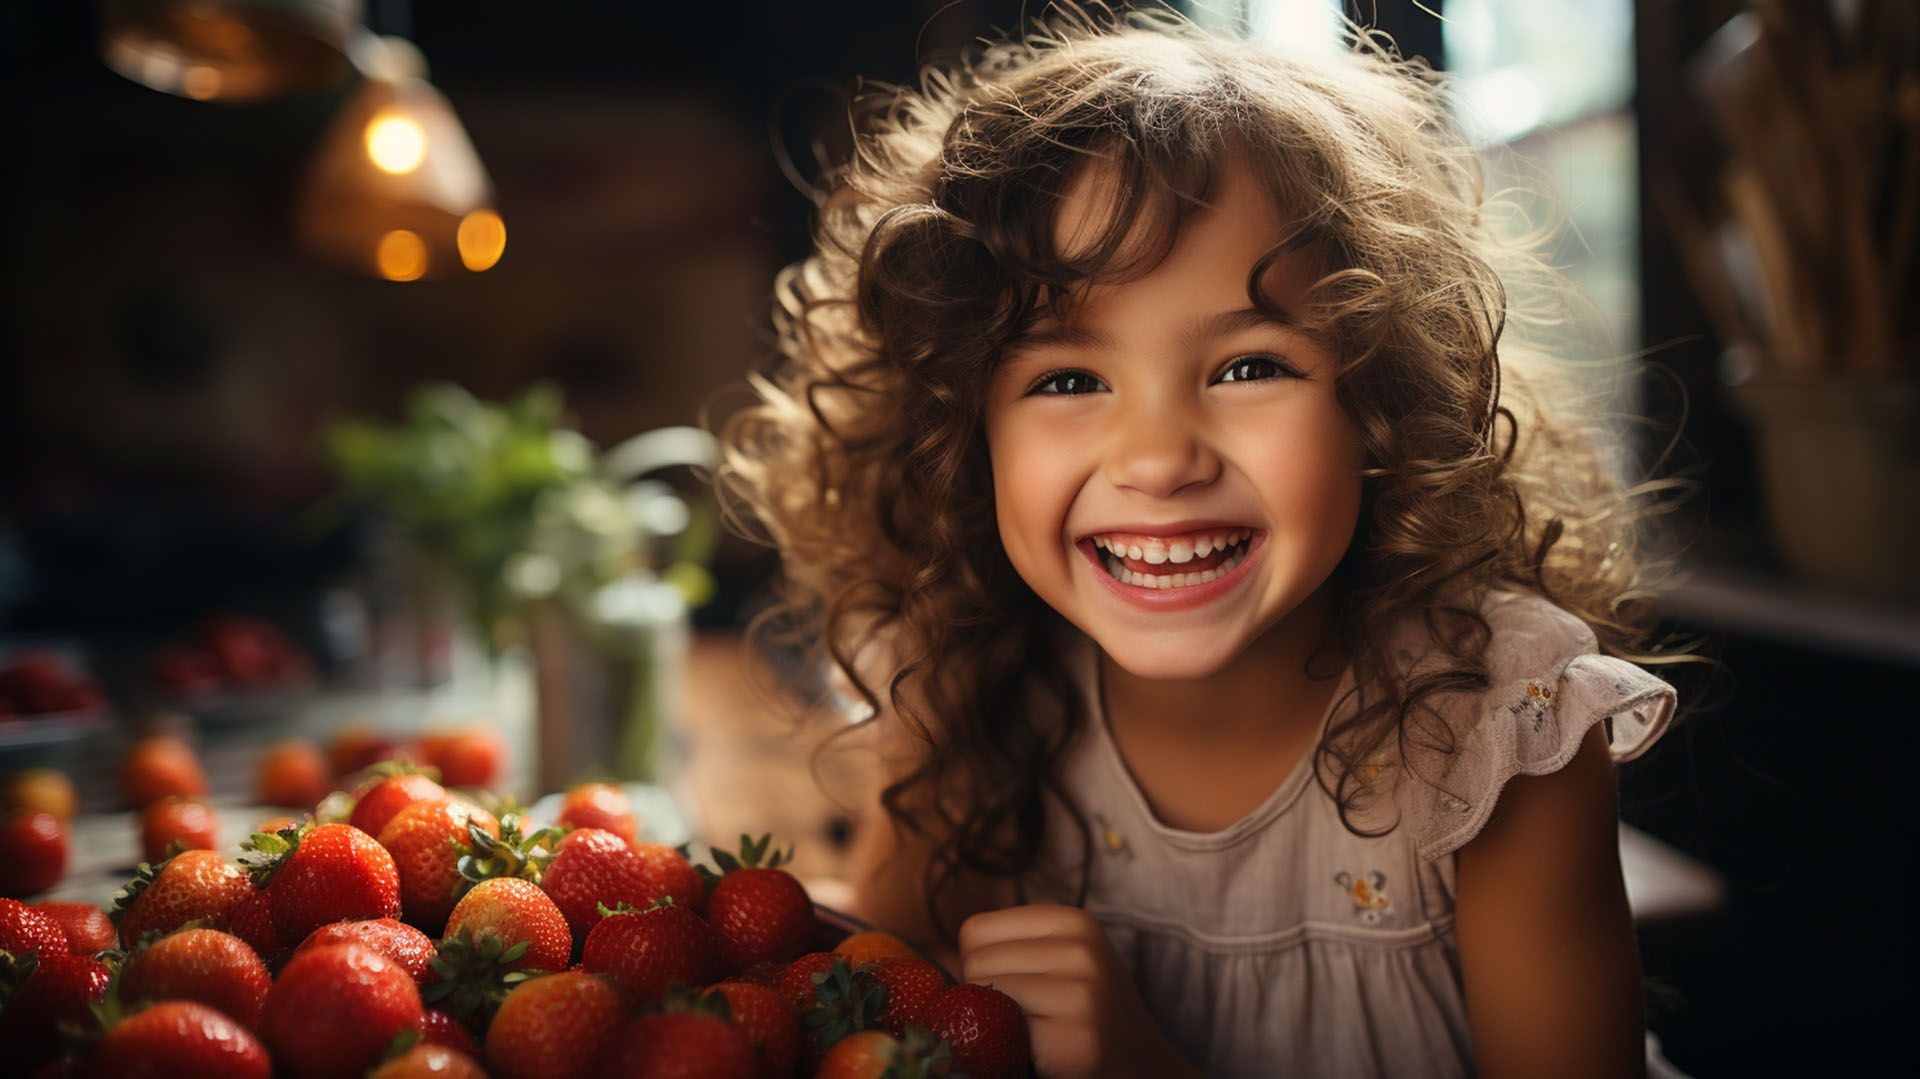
[1404,593,1678,863]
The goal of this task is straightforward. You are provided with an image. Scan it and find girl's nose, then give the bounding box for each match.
[1102,407,1221,497]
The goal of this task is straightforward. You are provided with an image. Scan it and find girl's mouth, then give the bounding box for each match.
[1082,528,1258,590]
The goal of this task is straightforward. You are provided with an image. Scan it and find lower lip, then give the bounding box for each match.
[1079,534,1266,612]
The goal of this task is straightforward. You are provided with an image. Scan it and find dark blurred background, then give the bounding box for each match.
[2,2,1915,1074]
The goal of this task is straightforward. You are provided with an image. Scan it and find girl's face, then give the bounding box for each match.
[983,159,1364,681]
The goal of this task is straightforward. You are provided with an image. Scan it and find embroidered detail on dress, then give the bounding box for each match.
[1508,678,1555,733]
[1094,815,1131,860]
[1334,870,1391,924]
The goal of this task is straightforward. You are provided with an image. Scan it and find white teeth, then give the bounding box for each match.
[1168,540,1193,563]
[1141,545,1167,565]
[1101,545,1247,588]
[1193,536,1212,558]
[1126,545,1143,560]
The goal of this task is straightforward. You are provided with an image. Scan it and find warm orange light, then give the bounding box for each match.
[375,230,428,281]
[456,210,506,271]
[181,65,222,101]
[364,112,426,175]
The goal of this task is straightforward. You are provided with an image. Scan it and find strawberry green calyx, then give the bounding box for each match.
[660,985,734,1022]
[455,812,560,885]
[238,820,314,889]
[696,832,793,888]
[893,1025,955,1079]
[0,948,38,1007]
[107,851,180,925]
[422,926,534,1024]
[801,956,887,1053]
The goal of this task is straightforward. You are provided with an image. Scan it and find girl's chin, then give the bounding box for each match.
[1092,633,1250,683]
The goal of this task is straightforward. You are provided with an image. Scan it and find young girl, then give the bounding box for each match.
[723,9,1679,1077]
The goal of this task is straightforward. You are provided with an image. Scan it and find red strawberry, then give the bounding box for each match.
[704,835,813,973]
[774,951,840,1014]
[295,917,437,984]
[428,878,573,1024]
[580,901,720,1007]
[377,798,500,934]
[328,729,402,778]
[256,739,330,809]
[120,927,272,1029]
[0,951,109,1070]
[415,729,503,790]
[370,1042,488,1079]
[119,735,208,810]
[555,782,639,845]
[712,981,801,1079]
[259,942,423,1079]
[1,890,69,956]
[0,810,67,898]
[348,772,448,839]
[482,970,623,1079]
[243,822,400,946]
[415,1007,483,1057]
[89,999,271,1078]
[815,1026,953,1079]
[864,954,947,1035]
[539,828,653,941]
[227,885,282,965]
[138,797,219,864]
[443,877,571,972]
[593,1011,757,1078]
[31,902,115,954]
[634,841,705,912]
[110,849,251,949]
[926,982,1031,1079]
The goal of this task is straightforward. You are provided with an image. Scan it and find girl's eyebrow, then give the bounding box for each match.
[1011,305,1301,351]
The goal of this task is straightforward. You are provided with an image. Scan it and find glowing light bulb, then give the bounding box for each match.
[365,112,426,175]
[457,210,506,271]
[375,230,428,281]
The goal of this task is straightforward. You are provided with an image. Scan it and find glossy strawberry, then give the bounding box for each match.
[244,822,400,946]
[370,1042,488,1079]
[295,917,437,984]
[704,835,813,973]
[634,841,705,912]
[348,772,447,839]
[139,797,219,864]
[119,735,208,809]
[774,951,841,1014]
[31,902,115,954]
[555,782,638,844]
[926,982,1031,1079]
[378,798,500,934]
[227,885,282,965]
[110,849,251,949]
[260,942,423,1079]
[580,901,720,1007]
[864,955,948,1035]
[0,810,67,898]
[444,878,571,973]
[539,827,653,942]
[481,970,623,1079]
[594,1011,757,1078]
[415,1007,483,1057]
[0,951,109,1069]
[121,928,272,1029]
[712,981,801,1079]
[90,999,271,1078]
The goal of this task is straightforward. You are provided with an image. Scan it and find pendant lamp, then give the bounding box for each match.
[100,0,359,103]
[293,32,506,281]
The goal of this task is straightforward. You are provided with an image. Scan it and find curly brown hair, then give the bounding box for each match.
[719,6,1690,939]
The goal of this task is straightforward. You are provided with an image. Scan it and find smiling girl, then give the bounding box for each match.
[722,8,1680,1077]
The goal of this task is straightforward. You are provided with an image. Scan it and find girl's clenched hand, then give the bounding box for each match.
[957,904,1201,1079]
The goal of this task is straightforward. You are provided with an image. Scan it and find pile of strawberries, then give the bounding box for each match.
[0,770,1033,1078]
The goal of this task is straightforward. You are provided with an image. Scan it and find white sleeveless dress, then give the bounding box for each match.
[1018,590,1676,1078]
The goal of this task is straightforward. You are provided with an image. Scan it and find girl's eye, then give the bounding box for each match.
[1214,355,1296,384]
[1026,369,1108,396]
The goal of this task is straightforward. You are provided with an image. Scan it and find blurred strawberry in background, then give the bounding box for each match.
[141,797,220,863]
[120,733,208,809]
[257,739,330,808]
[0,809,67,897]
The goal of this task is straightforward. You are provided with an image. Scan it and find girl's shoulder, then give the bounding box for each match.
[1385,588,1677,863]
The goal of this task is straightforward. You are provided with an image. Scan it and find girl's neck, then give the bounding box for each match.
[1098,581,1348,748]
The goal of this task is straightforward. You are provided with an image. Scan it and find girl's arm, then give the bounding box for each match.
[1454,723,1648,1079]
